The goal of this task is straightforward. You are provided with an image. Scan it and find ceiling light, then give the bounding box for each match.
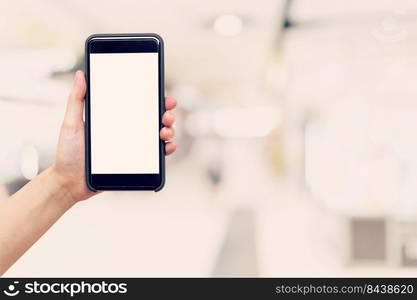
[213,14,243,37]
[20,145,39,180]
[213,106,281,138]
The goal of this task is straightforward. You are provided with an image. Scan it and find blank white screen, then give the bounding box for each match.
[90,53,159,174]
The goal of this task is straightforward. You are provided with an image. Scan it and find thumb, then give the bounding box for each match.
[64,70,86,124]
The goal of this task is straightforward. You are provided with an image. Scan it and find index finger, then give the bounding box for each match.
[165,97,177,110]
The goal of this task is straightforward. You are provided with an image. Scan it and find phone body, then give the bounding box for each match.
[85,33,165,191]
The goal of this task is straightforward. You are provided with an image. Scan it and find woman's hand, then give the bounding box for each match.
[52,70,177,204]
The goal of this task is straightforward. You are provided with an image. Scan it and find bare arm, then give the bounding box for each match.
[0,168,74,274]
[0,71,177,275]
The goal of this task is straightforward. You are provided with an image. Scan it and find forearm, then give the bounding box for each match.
[0,167,75,275]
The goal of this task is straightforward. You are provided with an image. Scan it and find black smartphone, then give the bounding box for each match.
[84,33,165,191]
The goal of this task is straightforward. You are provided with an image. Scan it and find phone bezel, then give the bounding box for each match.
[84,34,165,191]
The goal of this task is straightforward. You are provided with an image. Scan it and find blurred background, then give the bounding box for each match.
[2,0,417,277]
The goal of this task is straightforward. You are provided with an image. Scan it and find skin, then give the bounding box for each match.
[0,71,177,275]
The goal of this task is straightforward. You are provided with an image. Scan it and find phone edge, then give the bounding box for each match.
[83,33,165,192]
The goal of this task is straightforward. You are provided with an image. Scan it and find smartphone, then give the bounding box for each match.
[84,33,165,191]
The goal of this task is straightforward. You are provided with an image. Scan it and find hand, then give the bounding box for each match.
[51,71,177,203]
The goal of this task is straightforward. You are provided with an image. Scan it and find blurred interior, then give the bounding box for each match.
[2,0,417,276]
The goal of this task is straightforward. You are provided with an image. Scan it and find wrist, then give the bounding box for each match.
[47,166,78,207]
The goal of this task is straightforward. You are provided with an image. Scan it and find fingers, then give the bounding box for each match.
[165,141,176,155]
[162,111,175,127]
[160,127,175,141]
[161,97,176,139]
[165,96,177,110]
[64,71,86,125]
[162,97,177,155]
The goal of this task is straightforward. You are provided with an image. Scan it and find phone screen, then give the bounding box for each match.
[86,36,163,190]
[90,52,159,174]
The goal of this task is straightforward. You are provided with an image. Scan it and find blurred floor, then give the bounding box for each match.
[4,158,228,277]
[5,147,417,277]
